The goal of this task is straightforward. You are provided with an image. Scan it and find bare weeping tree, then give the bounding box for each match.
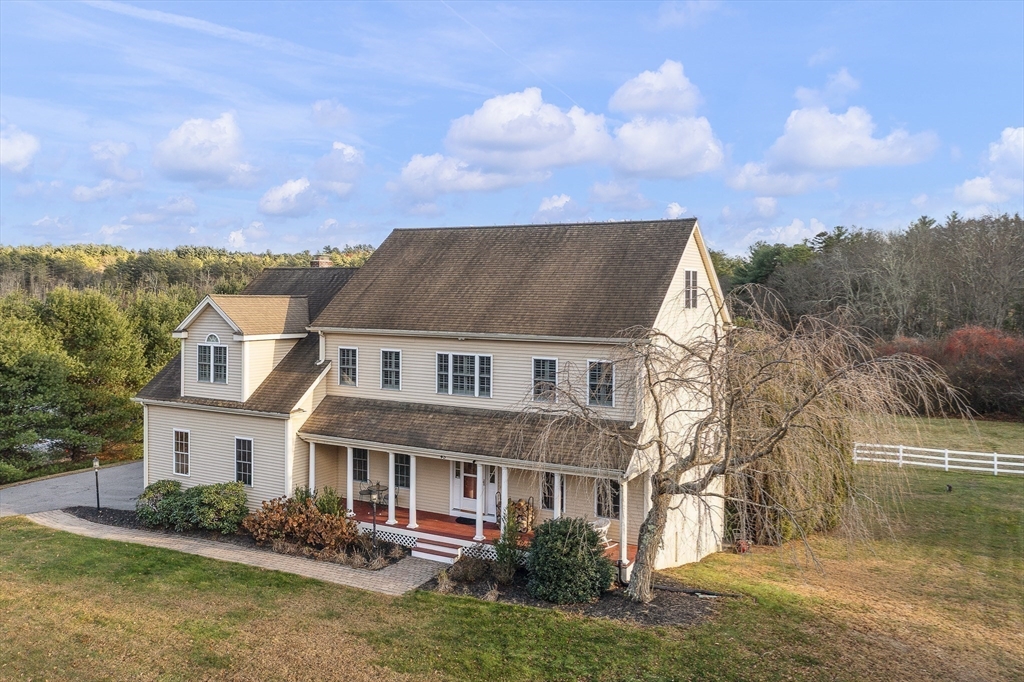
[519,286,959,604]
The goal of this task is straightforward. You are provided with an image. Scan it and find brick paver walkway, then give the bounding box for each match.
[23,510,440,596]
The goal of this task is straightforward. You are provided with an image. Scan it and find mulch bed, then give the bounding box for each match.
[62,506,407,570]
[422,570,725,627]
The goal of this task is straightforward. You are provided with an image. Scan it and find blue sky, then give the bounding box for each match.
[1,1,1022,254]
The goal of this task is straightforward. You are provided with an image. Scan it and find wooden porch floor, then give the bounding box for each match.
[348,500,637,562]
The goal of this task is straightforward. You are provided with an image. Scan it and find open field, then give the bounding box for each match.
[857,416,1024,454]
[2,466,1020,681]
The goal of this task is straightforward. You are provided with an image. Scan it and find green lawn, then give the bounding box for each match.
[2,467,1022,681]
[857,415,1024,454]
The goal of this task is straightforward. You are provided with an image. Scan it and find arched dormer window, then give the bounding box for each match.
[206,334,220,344]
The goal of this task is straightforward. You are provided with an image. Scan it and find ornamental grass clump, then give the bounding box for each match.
[526,517,614,604]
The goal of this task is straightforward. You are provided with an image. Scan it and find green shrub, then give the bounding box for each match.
[190,481,249,534]
[315,486,342,517]
[293,485,314,505]
[135,479,182,527]
[526,517,614,604]
[0,461,24,484]
[164,485,200,532]
[493,500,526,584]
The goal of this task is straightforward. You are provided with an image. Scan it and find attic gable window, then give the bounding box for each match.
[683,270,698,309]
[588,361,614,407]
[436,353,491,398]
[197,337,228,384]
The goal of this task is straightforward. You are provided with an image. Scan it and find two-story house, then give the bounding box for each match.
[134,219,728,575]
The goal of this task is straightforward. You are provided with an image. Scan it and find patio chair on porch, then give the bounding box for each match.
[590,518,612,548]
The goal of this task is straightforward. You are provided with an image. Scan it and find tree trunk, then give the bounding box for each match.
[624,487,671,603]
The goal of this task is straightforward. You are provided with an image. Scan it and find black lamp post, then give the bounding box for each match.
[360,481,388,547]
[92,457,101,513]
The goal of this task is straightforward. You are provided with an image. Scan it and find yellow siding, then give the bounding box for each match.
[288,371,329,495]
[146,404,287,510]
[182,307,243,402]
[313,443,339,493]
[245,338,299,400]
[322,333,637,422]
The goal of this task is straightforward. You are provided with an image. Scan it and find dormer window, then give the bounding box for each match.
[198,337,228,384]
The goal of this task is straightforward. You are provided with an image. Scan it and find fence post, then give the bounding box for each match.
[944,449,949,472]
[898,445,904,468]
[994,453,998,476]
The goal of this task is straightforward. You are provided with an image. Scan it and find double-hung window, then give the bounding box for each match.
[533,358,557,401]
[235,438,253,486]
[588,361,614,407]
[395,453,411,488]
[683,269,698,309]
[352,448,369,482]
[338,348,357,385]
[173,429,190,476]
[197,334,227,384]
[381,350,401,389]
[436,353,492,397]
[596,479,620,519]
[541,472,565,512]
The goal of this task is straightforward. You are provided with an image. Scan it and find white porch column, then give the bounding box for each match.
[345,447,354,513]
[553,472,563,519]
[309,442,316,491]
[500,466,510,531]
[407,455,418,529]
[474,463,485,541]
[643,473,652,517]
[387,452,397,525]
[619,479,629,566]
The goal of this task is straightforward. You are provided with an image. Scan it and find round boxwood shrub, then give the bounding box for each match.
[190,481,249,534]
[526,517,615,604]
[135,479,182,527]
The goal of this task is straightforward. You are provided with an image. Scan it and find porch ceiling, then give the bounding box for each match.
[298,396,639,473]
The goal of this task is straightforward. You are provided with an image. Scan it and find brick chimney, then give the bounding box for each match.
[310,254,332,268]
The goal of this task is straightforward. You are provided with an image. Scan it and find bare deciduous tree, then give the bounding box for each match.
[521,286,959,604]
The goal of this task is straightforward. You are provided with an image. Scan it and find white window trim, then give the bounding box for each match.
[394,453,411,489]
[436,352,493,398]
[380,349,402,391]
[594,478,621,520]
[587,359,615,408]
[351,447,370,483]
[338,346,359,387]
[196,341,229,384]
[540,472,565,512]
[684,269,699,309]
[172,428,191,477]
[532,356,559,403]
[234,436,254,487]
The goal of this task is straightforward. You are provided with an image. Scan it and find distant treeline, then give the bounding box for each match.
[711,213,1023,337]
[0,243,374,298]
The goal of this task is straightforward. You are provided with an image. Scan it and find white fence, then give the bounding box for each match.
[854,443,1024,476]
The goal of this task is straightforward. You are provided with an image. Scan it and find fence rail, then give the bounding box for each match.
[853,443,1024,476]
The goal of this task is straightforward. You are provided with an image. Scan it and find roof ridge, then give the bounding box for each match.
[390,218,697,233]
[211,294,308,298]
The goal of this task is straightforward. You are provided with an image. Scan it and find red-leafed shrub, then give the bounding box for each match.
[242,496,359,551]
[875,326,1024,417]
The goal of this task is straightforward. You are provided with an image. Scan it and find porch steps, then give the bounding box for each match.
[411,538,463,564]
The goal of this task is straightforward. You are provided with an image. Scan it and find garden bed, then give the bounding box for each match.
[424,561,723,627]
[63,506,408,570]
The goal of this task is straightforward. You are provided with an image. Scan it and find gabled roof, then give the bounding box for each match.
[241,267,358,319]
[299,396,639,472]
[311,219,697,339]
[136,335,327,415]
[174,295,309,336]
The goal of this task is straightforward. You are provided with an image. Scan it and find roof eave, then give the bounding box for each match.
[307,326,650,345]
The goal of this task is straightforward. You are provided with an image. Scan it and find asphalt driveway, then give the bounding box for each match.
[0,461,143,517]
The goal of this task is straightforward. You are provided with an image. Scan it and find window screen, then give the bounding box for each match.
[381,350,401,389]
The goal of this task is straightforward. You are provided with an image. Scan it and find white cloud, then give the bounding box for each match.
[590,181,652,211]
[742,217,825,247]
[534,193,586,222]
[665,202,687,219]
[768,106,938,170]
[227,221,268,249]
[31,215,71,231]
[71,178,133,202]
[911,193,929,209]
[609,60,701,115]
[615,116,723,177]
[727,162,823,195]
[0,123,40,173]
[90,140,141,181]
[153,112,255,185]
[808,47,837,67]
[99,221,133,240]
[446,88,614,171]
[318,218,339,232]
[954,127,1024,207]
[539,194,572,212]
[314,142,364,198]
[15,180,62,198]
[258,177,319,216]
[753,196,779,219]
[389,153,535,201]
[158,194,197,215]
[794,68,860,108]
[311,99,351,127]
[656,0,720,28]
